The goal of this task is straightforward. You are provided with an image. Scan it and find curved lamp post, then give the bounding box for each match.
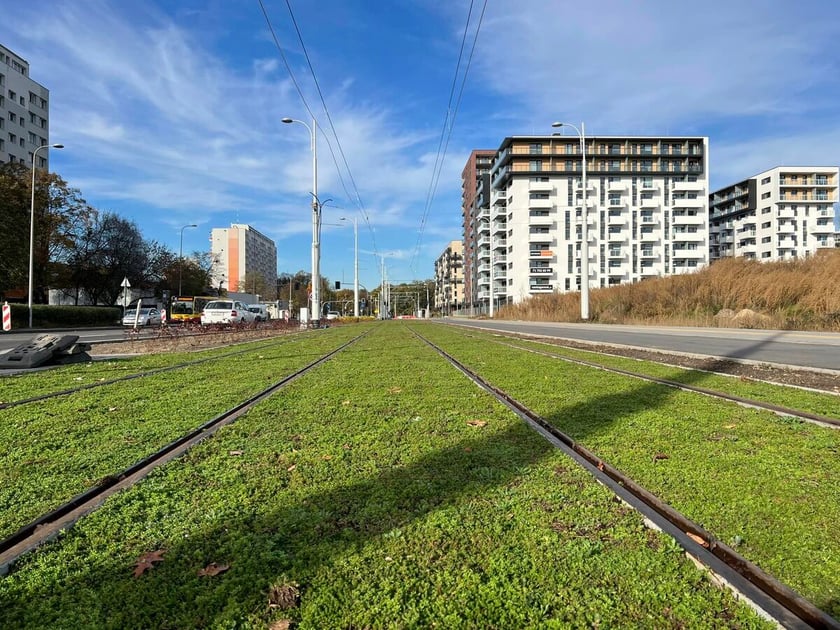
[282,116,320,327]
[178,223,198,296]
[552,121,589,320]
[29,143,64,328]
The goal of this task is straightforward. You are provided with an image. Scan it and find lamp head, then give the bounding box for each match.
[551,122,563,128]
[189,223,197,227]
[281,118,294,124]
[52,143,65,149]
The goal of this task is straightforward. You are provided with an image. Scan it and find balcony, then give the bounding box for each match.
[608,249,624,258]
[639,196,659,208]
[528,197,553,210]
[608,197,625,208]
[607,214,626,225]
[640,249,657,258]
[529,214,554,226]
[528,231,552,242]
[672,180,706,193]
[607,181,626,192]
[528,179,554,193]
[477,235,490,247]
[672,196,705,209]
[672,213,704,225]
[491,189,507,206]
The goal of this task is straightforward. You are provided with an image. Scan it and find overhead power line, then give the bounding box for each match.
[409,0,488,275]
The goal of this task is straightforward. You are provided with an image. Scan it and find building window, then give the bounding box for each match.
[761,176,771,185]
[761,192,771,199]
[529,143,543,155]
[529,160,543,172]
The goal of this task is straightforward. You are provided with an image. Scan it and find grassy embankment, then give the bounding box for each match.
[0,323,776,629]
[498,249,840,330]
[419,323,840,617]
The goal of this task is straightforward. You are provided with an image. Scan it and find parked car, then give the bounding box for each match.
[247,304,270,322]
[326,311,340,320]
[200,300,255,325]
[122,307,162,326]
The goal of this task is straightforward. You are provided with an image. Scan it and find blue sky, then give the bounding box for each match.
[3,0,840,291]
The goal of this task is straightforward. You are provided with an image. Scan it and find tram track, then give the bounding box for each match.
[0,331,367,576]
[492,338,840,429]
[0,336,301,411]
[411,327,840,630]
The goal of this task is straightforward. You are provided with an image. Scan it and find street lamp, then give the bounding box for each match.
[178,223,198,296]
[339,216,359,317]
[282,116,321,327]
[28,143,64,328]
[552,121,589,320]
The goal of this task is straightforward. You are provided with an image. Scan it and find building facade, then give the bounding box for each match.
[433,240,464,314]
[461,150,494,312]
[484,134,709,306]
[210,224,277,296]
[709,167,838,262]
[0,44,51,168]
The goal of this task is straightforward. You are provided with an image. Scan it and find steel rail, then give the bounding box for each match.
[411,327,839,630]
[0,331,367,576]
[0,336,302,411]
[488,337,840,429]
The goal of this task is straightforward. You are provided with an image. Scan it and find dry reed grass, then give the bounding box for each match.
[497,249,840,330]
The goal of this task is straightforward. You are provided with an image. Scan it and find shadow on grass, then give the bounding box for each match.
[0,328,795,628]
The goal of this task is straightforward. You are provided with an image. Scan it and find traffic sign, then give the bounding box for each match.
[121,276,131,288]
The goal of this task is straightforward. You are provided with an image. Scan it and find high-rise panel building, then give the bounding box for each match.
[433,240,464,314]
[461,150,494,312]
[0,44,51,168]
[709,167,838,261]
[482,134,709,306]
[210,224,277,296]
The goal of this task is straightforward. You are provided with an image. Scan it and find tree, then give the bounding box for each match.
[239,270,273,300]
[0,162,94,301]
[67,211,159,305]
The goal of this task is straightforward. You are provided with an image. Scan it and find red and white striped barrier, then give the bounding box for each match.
[161,309,167,324]
[2,301,11,331]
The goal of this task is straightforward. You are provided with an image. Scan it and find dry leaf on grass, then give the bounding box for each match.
[723,424,737,429]
[342,399,351,406]
[286,464,297,472]
[198,562,230,577]
[322,455,332,460]
[133,549,166,577]
[388,387,402,394]
[268,583,300,610]
[466,420,488,428]
[686,532,709,548]
[653,453,669,461]
[228,450,244,456]
[269,621,292,630]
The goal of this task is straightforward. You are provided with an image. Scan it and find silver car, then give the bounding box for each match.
[122,307,162,326]
[200,300,256,325]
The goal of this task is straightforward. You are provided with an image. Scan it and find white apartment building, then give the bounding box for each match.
[433,240,464,314]
[709,167,838,261]
[210,224,277,295]
[484,135,709,306]
[0,44,51,168]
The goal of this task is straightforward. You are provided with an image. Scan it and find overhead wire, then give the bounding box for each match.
[256,0,379,257]
[409,0,488,275]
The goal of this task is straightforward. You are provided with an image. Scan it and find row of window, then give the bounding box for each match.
[527,142,703,156]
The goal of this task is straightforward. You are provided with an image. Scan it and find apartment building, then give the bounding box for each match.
[210,224,277,295]
[709,167,838,261]
[461,150,495,311]
[0,44,51,168]
[433,240,464,314]
[483,134,709,306]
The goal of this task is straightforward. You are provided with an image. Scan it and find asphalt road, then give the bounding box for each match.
[0,327,142,353]
[443,319,840,372]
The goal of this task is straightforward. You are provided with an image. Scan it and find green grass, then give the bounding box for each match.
[0,332,317,404]
[472,329,840,419]
[0,324,771,629]
[418,322,840,617]
[0,328,363,539]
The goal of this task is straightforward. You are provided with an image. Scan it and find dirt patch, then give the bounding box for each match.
[90,326,304,356]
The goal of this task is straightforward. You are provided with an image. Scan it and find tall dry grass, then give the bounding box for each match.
[497,249,840,330]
